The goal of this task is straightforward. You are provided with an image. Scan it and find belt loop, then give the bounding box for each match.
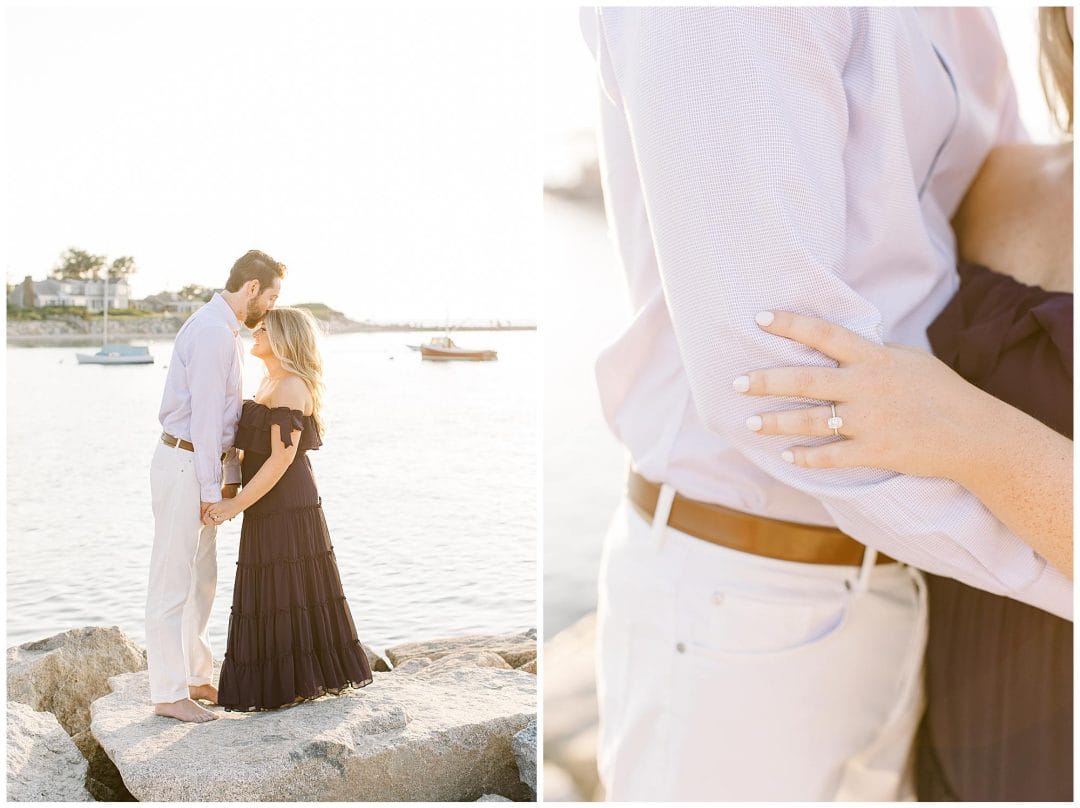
[853,547,878,594]
[651,483,676,548]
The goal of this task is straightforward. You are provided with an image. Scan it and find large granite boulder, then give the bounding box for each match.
[381,630,536,671]
[543,612,601,801]
[7,626,146,738]
[91,663,536,801]
[512,717,537,796]
[8,626,145,801]
[7,701,92,802]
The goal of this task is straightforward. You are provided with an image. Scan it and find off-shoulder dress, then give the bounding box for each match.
[216,400,373,711]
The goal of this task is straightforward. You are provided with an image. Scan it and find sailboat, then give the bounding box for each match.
[75,269,154,365]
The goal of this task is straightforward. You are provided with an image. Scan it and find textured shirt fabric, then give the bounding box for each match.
[158,292,243,502]
[582,7,1071,619]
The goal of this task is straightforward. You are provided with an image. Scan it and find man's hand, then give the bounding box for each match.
[199,501,217,527]
[221,484,239,500]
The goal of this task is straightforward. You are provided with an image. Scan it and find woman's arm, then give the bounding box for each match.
[739,310,1073,578]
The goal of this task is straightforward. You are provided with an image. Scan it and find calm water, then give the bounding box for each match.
[7,330,537,653]
[543,196,630,635]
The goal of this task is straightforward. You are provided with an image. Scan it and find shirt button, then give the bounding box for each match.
[675,642,686,653]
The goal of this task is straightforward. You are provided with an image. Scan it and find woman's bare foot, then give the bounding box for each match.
[154,698,219,723]
[189,683,219,705]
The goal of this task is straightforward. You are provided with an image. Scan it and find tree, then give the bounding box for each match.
[50,248,106,280]
[109,256,137,281]
[178,284,214,302]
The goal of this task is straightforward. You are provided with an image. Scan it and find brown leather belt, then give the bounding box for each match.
[628,470,893,566]
[162,432,227,462]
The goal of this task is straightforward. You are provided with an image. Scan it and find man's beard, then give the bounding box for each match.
[244,301,267,330]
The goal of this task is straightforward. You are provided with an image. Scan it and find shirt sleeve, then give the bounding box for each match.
[591,7,1071,619]
[186,324,235,503]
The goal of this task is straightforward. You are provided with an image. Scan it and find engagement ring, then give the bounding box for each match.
[827,403,844,437]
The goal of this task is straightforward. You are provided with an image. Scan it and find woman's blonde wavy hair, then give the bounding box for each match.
[1039,7,1074,134]
[263,307,327,436]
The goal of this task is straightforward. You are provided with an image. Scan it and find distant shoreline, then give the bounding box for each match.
[7,318,536,347]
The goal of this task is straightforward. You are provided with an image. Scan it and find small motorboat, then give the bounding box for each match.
[419,336,497,361]
[76,344,154,365]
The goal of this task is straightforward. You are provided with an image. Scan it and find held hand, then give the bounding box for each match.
[205,498,242,525]
[199,501,216,527]
[735,311,990,480]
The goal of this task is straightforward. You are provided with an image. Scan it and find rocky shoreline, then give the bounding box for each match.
[7,626,537,802]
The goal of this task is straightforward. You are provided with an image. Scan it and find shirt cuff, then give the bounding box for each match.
[1012,559,1073,622]
[222,447,242,486]
[200,483,223,503]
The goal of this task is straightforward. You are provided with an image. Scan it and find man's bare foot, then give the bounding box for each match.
[189,683,219,705]
[154,698,219,723]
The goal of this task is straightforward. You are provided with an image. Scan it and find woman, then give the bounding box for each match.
[207,307,373,711]
[738,9,1072,800]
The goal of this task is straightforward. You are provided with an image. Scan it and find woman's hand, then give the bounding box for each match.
[205,498,242,525]
[736,311,996,481]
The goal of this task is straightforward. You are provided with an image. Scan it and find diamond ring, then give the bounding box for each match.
[827,403,844,437]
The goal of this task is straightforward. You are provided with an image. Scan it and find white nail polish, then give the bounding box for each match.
[733,375,750,393]
[781,450,795,463]
[755,311,774,327]
[746,415,762,431]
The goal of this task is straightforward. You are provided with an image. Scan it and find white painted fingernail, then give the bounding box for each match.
[746,415,762,431]
[755,311,774,327]
[781,450,795,463]
[733,375,750,393]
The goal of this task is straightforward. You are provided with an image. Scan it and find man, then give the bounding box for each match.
[147,249,285,722]
[580,7,1071,801]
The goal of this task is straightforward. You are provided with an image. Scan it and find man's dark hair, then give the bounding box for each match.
[225,250,287,294]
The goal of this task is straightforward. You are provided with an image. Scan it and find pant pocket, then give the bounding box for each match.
[678,578,851,660]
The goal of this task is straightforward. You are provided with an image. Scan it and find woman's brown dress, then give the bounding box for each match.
[919,262,1072,801]
[217,401,372,711]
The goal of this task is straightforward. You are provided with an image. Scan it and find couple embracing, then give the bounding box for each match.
[147,250,371,722]
[584,6,1071,802]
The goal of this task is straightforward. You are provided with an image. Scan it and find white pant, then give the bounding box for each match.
[596,493,928,801]
[146,441,218,704]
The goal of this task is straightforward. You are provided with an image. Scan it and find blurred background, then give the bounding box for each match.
[541,6,1070,801]
[5,5,539,658]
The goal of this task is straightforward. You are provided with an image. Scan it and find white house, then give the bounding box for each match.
[9,276,131,310]
[132,291,205,314]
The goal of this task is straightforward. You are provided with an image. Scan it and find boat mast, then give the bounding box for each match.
[102,266,109,347]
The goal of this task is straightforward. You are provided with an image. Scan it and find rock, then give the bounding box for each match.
[476,795,510,801]
[517,659,537,674]
[8,626,145,801]
[422,651,512,672]
[7,701,92,802]
[91,664,536,801]
[361,643,387,671]
[385,631,536,670]
[543,612,599,801]
[512,717,537,795]
[392,658,432,675]
[391,652,510,676]
[7,626,146,739]
[74,729,136,801]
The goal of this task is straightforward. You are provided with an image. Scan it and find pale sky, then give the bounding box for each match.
[5,4,540,323]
